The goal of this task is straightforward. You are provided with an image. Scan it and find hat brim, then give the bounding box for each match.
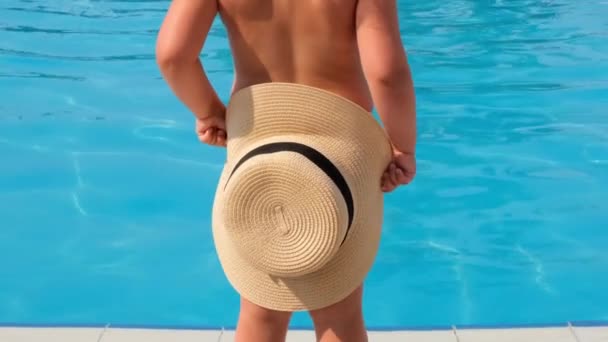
[211,82,392,311]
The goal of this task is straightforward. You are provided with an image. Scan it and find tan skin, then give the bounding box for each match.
[156,0,416,341]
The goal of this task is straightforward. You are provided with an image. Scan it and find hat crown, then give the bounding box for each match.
[222,149,349,277]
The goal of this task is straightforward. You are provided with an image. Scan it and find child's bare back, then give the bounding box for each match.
[218,0,372,110]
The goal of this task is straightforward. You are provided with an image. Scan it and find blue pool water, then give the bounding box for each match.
[1,0,608,330]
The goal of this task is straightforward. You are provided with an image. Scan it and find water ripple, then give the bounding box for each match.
[0,25,157,36]
[3,5,164,19]
[4,6,117,19]
[0,48,155,61]
[0,72,85,81]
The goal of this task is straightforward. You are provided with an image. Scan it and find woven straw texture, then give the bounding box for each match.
[212,82,392,311]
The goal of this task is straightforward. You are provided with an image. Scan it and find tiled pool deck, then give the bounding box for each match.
[1,322,607,341]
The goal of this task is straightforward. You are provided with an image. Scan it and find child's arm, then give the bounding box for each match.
[156,0,226,146]
[355,0,417,155]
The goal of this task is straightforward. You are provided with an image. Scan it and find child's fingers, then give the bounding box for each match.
[198,126,228,147]
[381,172,397,192]
[216,129,227,146]
[384,183,397,192]
[389,164,400,185]
[381,172,389,191]
[395,168,409,184]
[200,127,215,144]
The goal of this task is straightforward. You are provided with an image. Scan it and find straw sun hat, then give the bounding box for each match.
[211,82,392,311]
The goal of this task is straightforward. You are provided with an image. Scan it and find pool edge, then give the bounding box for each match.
[1,320,607,331]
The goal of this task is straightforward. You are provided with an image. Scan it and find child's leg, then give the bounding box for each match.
[235,296,292,342]
[309,285,367,342]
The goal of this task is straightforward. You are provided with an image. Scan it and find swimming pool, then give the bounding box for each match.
[1,0,607,330]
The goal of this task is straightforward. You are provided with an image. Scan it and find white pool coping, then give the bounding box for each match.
[1,323,607,342]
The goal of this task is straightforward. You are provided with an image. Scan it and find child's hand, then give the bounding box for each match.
[381,149,416,192]
[196,114,227,147]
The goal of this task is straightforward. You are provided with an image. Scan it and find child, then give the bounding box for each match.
[156,1,416,341]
